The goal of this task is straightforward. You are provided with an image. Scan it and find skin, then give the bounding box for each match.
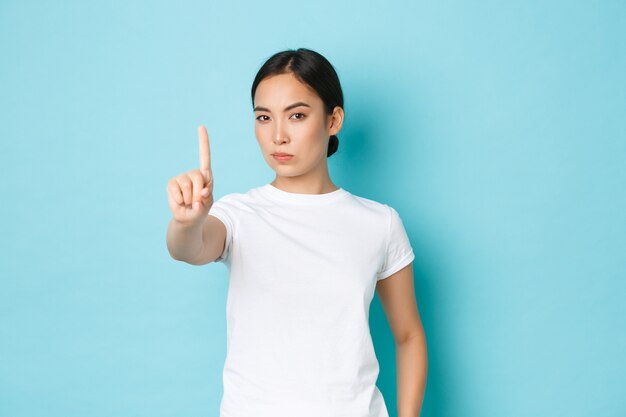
[377,263,428,416]
[165,125,220,265]
[254,72,429,415]
[253,72,343,194]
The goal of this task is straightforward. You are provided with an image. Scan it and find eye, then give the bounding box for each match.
[290,112,306,120]
[256,115,269,122]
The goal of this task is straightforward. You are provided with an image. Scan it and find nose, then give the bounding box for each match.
[272,120,289,145]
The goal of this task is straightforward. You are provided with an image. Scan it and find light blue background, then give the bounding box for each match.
[1,1,624,416]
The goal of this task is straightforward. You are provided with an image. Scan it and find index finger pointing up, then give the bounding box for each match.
[198,125,211,180]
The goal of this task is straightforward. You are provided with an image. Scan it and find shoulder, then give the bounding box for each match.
[342,192,412,242]
[343,191,396,220]
[212,186,259,205]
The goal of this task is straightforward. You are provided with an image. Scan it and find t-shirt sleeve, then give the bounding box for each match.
[377,205,415,280]
[207,195,236,263]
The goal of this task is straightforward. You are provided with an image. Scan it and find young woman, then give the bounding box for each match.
[166,48,427,417]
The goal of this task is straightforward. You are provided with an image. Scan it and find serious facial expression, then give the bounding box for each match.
[253,72,334,176]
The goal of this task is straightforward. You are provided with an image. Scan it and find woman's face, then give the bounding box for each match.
[253,72,342,178]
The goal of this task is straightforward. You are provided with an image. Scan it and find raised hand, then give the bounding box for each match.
[166,125,215,226]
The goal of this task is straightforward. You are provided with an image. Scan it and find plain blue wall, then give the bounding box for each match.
[1,1,624,416]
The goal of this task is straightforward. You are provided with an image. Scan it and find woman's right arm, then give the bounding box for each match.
[166,215,226,265]
[165,125,226,265]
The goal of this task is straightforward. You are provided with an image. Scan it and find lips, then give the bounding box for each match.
[272,153,293,162]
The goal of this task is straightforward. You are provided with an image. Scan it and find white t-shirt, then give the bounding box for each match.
[208,183,415,417]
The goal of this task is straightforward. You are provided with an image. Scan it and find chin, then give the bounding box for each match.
[272,165,306,177]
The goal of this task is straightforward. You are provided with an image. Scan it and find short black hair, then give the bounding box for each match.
[251,48,344,158]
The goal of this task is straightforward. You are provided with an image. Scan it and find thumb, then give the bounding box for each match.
[194,188,212,210]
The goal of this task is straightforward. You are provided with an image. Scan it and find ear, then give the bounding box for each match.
[327,106,344,136]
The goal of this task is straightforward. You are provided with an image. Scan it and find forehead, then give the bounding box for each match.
[254,73,320,107]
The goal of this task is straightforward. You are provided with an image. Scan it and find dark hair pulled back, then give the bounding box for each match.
[251,48,344,158]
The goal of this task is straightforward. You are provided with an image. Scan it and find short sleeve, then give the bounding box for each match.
[207,195,236,263]
[376,205,415,280]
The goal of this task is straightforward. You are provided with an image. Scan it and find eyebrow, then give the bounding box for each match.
[253,101,311,112]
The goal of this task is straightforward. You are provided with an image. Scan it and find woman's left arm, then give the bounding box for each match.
[376,262,428,417]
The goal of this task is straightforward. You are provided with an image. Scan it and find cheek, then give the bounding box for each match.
[295,119,326,142]
[255,125,269,142]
